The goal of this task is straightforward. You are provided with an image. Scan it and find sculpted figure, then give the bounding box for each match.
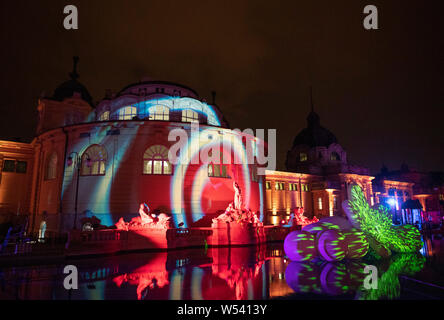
[139,203,154,225]
[233,181,243,210]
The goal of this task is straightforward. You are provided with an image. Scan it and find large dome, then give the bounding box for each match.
[291,110,338,148]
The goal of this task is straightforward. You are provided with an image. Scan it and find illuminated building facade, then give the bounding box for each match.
[0,140,35,221]
[373,164,444,223]
[1,60,264,235]
[0,59,442,235]
[273,108,375,224]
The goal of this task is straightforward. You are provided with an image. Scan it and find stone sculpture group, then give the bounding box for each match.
[212,181,261,225]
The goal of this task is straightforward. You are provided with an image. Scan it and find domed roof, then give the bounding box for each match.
[52,57,93,106]
[291,110,338,148]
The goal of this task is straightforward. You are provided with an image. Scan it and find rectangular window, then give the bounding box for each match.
[208,163,229,178]
[92,162,99,175]
[221,165,227,178]
[214,164,221,177]
[3,160,16,172]
[276,182,284,191]
[182,109,199,123]
[148,105,169,121]
[99,161,105,175]
[163,161,171,174]
[144,160,153,174]
[318,197,323,210]
[153,160,162,174]
[300,153,308,162]
[265,181,271,190]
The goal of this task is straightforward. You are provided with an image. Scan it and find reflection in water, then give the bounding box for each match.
[285,253,426,299]
[358,253,425,300]
[113,253,170,300]
[0,242,440,300]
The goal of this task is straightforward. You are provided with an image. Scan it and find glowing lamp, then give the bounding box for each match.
[284,231,317,262]
[387,198,397,207]
[316,230,348,262]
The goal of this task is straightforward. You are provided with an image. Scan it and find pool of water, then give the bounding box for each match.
[1,239,444,300]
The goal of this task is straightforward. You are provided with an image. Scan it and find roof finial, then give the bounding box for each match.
[310,86,314,113]
[69,56,79,80]
[211,91,216,105]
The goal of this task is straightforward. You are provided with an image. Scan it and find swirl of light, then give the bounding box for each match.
[170,128,251,227]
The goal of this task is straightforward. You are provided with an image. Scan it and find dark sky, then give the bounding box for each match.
[0,0,443,174]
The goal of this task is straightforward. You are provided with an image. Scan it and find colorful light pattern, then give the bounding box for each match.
[343,229,369,259]
[170,128,253,228]
[347,185,423,254]
[358,253,426,300]
[283,231,317,262]
[316,230,348,262]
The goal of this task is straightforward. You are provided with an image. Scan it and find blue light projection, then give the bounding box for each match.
[107,96,221,127]
[170,129,252,228]
[61,123,139,226]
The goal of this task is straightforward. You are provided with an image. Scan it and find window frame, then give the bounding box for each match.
[148,105,170,121]
[99,111,110,121]
[2,159,16,172]
[143,145,173,175]
[45,152,58,180]
[118,106,138,120]
[182,109,199,123]
[80,145,107,176]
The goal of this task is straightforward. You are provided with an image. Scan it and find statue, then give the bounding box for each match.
[139,203,154,224]
[213,181,261,225]
[115,203,172,230]
[233,181,243,210]
[291,208,318,227]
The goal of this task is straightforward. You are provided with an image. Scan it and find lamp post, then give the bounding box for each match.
[67,152,91,230]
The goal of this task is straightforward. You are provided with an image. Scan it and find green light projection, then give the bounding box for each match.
[347,185,423,254]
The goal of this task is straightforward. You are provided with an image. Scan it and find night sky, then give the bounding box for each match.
[0,0,443,174]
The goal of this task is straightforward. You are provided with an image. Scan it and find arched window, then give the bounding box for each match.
[118,106,137,120]
[182,109,199,123]
[81,145,107,176]
[143,145,172,175]
[148,105,169,121]
[99,111,110,121]
[330,152,341,161]
[45,152,58,180]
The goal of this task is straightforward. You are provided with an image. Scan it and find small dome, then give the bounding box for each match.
[292,111,337,148]
[52,56,93,106]
[53,79,93,106]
